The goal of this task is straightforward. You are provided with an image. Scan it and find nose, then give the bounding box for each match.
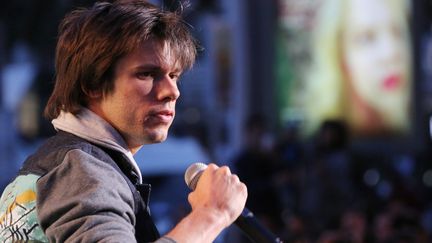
[155,75,180,101]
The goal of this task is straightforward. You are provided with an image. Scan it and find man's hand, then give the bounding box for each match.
[164,163,248,243]
[188,163,248,227]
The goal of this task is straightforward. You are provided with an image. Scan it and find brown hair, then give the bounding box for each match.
[44,0,198,120]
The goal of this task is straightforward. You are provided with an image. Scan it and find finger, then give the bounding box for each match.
[219,166,231,175]
[240,182,248,197]
[230,174,240,184]
[207,163,219,171]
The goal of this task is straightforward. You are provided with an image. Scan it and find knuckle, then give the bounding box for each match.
[219,166,231,175]
[207,163,218,170]
[241,183,248,196]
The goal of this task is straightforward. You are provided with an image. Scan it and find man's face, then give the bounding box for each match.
[88,39,182,153]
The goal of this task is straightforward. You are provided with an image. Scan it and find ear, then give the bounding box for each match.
[87,89,103,99]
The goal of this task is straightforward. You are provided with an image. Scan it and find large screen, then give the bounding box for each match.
[276,0,412,139]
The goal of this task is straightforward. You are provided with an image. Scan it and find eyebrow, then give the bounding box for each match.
[133,64,182,73]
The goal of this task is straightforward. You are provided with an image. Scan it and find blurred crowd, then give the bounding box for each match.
[231,115,432,243]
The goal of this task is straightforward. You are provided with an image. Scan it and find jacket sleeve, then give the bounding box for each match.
[36,148,138,242]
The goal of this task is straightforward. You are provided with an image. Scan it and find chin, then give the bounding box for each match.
[146,132,168,144]
[152,137,167,144]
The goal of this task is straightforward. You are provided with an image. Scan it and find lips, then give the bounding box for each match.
[382,75,401,90]
[149,109,174,123]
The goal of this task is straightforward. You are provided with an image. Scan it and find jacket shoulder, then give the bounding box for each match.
[19,131,111,177]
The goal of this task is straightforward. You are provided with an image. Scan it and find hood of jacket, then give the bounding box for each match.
[51,108,143,183]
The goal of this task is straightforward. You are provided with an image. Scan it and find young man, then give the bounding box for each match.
[0,1,247,242]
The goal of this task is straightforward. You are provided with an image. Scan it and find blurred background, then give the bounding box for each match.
[1,0,432,242]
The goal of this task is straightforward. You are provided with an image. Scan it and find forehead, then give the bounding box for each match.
[119,39,181,71]
[345,0,399,27]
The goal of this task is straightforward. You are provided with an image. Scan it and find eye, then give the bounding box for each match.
[391,24,403,40]
[136,71,154,80]
[169,73,181,81]
[355,30,376,46]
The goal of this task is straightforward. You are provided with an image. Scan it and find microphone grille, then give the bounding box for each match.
[184,162,207,190]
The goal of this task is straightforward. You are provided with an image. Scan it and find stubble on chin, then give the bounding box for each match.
[141,127,170,144]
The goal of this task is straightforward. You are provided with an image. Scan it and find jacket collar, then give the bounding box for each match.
[51,108,143,183]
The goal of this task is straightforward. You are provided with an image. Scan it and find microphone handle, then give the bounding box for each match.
[235,208,283,243]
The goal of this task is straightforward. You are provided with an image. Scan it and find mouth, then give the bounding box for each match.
[382,75,401,91]
[148,109,174,123]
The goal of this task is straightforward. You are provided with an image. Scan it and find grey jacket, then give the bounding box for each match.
[0,109,172,242]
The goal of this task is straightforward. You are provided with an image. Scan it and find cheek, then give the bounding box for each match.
[344,51,378,98]
[130,82,154,101]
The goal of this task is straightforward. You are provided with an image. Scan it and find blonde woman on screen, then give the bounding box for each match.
[303,0,411,137]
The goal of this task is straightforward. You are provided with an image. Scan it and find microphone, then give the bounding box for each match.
[184,163,283,243]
